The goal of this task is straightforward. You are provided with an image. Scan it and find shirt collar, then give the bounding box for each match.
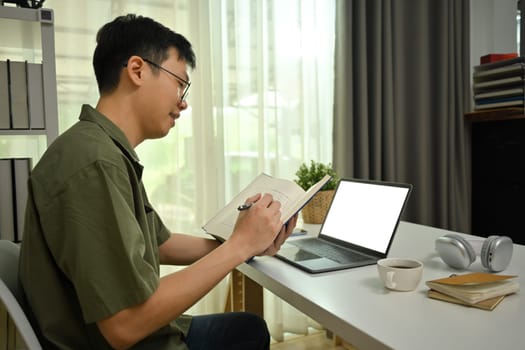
[79,104,144,177]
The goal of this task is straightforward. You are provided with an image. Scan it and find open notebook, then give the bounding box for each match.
[202,173,331,242]
[276,178,412,273]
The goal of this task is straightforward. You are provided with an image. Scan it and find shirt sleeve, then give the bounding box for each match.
[37,160,166,323]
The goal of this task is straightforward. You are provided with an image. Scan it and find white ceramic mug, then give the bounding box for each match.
[377,258,423,292]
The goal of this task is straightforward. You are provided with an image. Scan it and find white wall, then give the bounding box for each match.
[470,0,518,69]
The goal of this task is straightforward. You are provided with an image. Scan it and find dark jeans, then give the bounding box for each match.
[185,312,270,350]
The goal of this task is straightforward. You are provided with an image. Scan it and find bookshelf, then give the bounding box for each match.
[0,6,58,243]
[466,108,525,245]
[0,7,58,347]
[0,5,58,142]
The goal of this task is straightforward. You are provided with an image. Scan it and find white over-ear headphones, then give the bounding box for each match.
[435,234,513,272]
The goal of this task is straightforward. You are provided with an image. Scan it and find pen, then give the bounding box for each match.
[237,202,253,211]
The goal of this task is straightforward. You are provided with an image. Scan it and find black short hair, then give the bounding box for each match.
[93,14,196,94]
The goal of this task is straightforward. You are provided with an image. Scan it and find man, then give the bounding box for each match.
[19,14,297,349]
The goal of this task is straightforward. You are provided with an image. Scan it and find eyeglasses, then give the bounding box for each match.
[142,57,191,101]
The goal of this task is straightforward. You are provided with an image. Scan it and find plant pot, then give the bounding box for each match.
[301,190,335,224]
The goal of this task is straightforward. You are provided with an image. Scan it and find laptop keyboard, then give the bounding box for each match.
[290,238,371,264]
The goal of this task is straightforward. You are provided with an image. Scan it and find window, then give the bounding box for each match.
[47,0,335,235]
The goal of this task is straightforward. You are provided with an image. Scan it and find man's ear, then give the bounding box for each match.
[123,55,146,86]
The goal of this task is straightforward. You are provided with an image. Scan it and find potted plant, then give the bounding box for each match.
[294,160,339,224]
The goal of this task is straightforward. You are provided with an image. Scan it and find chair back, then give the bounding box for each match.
[0,240,22,301]
[0,240,42,349]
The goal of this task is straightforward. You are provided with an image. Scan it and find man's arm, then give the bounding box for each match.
[97,193,289,349]
[157,212,298,265]
[158,234,221,265]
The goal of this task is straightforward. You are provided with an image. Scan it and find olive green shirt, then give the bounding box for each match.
[19,105,191,349]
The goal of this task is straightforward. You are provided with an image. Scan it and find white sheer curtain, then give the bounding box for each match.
[46,0,335,341]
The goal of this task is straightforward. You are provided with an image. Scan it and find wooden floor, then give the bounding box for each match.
[270,331,351,350]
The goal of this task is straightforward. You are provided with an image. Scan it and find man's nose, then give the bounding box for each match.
[179,100,188,111]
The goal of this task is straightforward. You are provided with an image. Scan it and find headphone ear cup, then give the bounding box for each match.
[481,236,497,271]
[435,234,476,269]
[481,235,513,272]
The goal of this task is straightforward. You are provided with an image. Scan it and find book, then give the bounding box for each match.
[202,173,332,241]
[13,158,31,242]
[473,76,524,92]
[474,87,524,100]
[8,60,30,129]
[427,290,505,311]
[480,53,518,65]
[0,301,8,350]
[26,63,45,129]
[474,56,525,72]
[426,273,519,305]
[0,61,9,129]
[475,95,524,105]
[475,98,524,110]
[0,159,16,241]
[473,63,525,82]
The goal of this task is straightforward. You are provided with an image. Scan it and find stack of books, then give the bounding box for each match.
[0,59,46,130]
[426,273,519,311]
[473,56,525,110]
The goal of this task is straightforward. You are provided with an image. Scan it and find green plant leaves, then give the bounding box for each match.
[294,160,339,190]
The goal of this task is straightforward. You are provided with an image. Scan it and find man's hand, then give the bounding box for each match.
[230,193,283,259]
[260,213,298,256]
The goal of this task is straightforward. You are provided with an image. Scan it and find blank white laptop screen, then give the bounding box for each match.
[320,180,411,253]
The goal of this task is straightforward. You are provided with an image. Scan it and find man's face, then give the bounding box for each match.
[138,48,190,139]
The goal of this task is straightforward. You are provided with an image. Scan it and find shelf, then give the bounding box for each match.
[0,5,47,22]
[0,129,48,136]
[465,108,525,122]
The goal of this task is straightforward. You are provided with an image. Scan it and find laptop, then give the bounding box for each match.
[276,178,412,273]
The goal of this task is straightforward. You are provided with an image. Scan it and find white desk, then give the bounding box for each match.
[237,221,525,350]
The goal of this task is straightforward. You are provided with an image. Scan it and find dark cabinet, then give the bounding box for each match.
[471,115,525,245]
